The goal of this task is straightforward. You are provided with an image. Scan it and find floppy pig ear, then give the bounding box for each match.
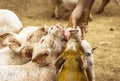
[37,26,48,33]
[69,29,79,34]
[20,46,33,58]
[76,56,86,70]
[27,27,48,43]
[64,28,79,41]
[0,33,14,44]
[55,56,65,72]
[8,38,22,54]
[8,37,21,46]
[92,47,97,54]
[32,53,49,66]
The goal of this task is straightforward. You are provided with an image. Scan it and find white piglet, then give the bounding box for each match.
[0,9,23,35]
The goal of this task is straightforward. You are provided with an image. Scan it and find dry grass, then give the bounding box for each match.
[0,0,120,81]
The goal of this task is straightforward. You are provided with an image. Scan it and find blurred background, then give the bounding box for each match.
[0,0,120,81]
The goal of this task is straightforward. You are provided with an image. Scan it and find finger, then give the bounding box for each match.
[81,27,85,40]
[85,25,88,33]
[71,18,77,29]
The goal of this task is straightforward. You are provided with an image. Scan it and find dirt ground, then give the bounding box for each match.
[0,0,120,81]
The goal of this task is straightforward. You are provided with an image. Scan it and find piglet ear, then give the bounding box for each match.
[27,27,48,43]
[64,28,79,40]
[69,29,79,34]
[0,33,11,38]
[55,56,65,72]
[8,37,21,46]
[0,33,14,45]
[76,56,87,70]
[66,27,79,34]
[92,47,97,53]
[8,38,22,54]
[32,53,49,66]
[20,46,33,58]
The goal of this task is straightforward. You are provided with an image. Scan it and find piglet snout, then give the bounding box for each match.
[64,30,70,41]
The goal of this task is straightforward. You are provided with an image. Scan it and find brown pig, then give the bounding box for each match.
[56,27,95,81]
[56,28,88,81]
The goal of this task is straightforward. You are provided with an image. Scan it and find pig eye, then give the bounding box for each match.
[85,53,91,56]
[51,27,54,30]
[41,39,44,43]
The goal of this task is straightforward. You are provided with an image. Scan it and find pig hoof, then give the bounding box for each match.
[88,17,93,22]
[55,17,59,19]
[64,9,69,12]
[96,9,104,14]
[51,14,55,18]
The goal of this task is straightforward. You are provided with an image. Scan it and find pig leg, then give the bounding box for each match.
[115,0,120,7]
[96,0,110,14]
[51,0,61,19]
[54,5,60,19]
[51,4,57,18]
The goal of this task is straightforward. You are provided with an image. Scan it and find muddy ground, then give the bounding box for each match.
[0,0,120,81]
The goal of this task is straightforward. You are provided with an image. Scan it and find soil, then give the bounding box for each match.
[0,0,120,81]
